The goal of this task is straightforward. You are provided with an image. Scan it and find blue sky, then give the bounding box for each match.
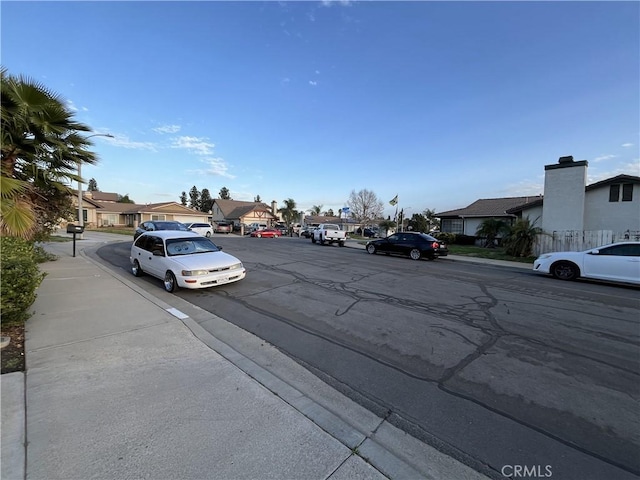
[2,1,639,217]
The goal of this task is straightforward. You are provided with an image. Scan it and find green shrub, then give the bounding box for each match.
[433,232,457,244]
[1,237,46,326]
[453,234,477,245]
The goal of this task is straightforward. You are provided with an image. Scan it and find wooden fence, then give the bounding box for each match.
[533,230,640,256]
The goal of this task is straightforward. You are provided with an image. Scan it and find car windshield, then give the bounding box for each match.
[157,222,189,231]
[418,233,437,241]
[166,237,220,256]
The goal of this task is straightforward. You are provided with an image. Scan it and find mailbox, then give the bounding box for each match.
[66,224,85,234]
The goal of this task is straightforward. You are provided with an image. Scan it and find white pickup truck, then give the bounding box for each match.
[311,223,347,247]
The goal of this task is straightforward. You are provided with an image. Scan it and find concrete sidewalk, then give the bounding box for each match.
[2,233,494,480]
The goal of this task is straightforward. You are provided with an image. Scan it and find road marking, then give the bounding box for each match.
[166,307,189,319]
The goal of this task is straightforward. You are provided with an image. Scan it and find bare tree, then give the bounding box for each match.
[348,189,383,227]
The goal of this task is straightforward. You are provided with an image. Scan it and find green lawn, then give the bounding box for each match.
[447,245,536,264]
[86,227,135,236]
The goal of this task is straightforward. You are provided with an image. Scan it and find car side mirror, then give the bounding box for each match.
[153,250,164,256]
[588,250,599,255]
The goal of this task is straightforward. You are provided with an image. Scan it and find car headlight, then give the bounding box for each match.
[229,262,243,270]
[182,269,210,276]
[538,254,553,260]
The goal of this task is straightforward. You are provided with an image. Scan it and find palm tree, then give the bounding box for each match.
[476,218,509,248]
[278,198,299,234]
[311,205,323,216]
[503,217,544,257]
[1,68,97,239]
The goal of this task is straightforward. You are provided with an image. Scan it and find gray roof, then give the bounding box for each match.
[214,199,276,221]
[436,197,542,218]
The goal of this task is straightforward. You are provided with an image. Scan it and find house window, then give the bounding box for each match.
[101,214,118,226]
[151,214,167,221]
[442,218,463,234]
[609,184,620,202]
[622,183,633,202]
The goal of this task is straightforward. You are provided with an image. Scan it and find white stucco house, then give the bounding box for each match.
[509,156,639,234]
[437,155,640,252]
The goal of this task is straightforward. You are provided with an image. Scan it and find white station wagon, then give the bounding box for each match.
[130,230,246,292]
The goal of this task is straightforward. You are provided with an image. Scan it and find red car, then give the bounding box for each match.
[250,228,281,238]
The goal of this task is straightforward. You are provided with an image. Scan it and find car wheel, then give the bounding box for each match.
[257,233,262,238]
[132,260,143,277]
[274,234,279,238]
[164,271,177,292]
[409,248,422,260]
[320,237,325,245]
[366,244,376,255]
[206,232,211,237]
[311,237,316,244]
[339,241,345,247]
[551,261,579,281]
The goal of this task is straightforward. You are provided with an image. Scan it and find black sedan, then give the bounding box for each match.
[365,232,447,260]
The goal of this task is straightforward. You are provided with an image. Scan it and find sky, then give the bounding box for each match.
[2,1,639,218]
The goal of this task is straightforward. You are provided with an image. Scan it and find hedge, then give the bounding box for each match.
[1,237,46,326]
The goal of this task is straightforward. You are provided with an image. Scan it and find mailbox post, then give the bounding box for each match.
[66,224,85,257]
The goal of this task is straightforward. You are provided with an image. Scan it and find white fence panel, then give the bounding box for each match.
[533,230,616,256]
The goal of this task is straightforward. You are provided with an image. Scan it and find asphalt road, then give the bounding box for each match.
[97,235,640,480]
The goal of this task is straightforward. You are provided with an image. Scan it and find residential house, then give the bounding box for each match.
[436,197,542,237]
[210,199,277,227]
[509,156,639,252]
[71,192,209,228]
[437,155,640,252]
[303,215,361,234]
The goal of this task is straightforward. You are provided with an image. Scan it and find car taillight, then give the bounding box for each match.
[432,242,440,248]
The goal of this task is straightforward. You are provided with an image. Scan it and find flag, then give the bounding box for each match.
[389,195,398,206]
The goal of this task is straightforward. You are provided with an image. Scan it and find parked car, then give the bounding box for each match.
[246,222,268,234]
[214,222,232,234]
[533,241,640,284]
[299,227,312,238]
[365,232,447,260]
[273,223,288,235]
[130,231,246,292]
[250,228,281,238]
[134,220,189,240]
[357,227,379,238]
[185,222,213,237]
[300,225,319,238]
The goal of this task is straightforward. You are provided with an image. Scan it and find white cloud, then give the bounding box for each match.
[321,0,352,7]
[622,143,634,148]
[190,157,235,179]
[107,134,156,151]
[153,125,181,134]
[171,136,215,155]
[502,179,544,197]
[309,80,318,86]
[593,154,616,163]
[588,161,640,183]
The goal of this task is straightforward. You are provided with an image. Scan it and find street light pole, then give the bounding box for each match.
[77,133,113,238]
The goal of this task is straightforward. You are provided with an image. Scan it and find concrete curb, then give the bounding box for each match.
[1,372,25,480]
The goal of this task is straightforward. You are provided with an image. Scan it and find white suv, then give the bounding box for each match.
[185,222,213,237]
